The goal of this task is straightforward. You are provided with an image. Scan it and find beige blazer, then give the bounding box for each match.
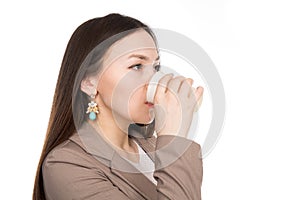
[42,122,203,200]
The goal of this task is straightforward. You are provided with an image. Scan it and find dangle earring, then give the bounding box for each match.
[86,91,99,121]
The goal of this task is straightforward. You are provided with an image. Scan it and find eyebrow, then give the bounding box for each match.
[128,54,160,61]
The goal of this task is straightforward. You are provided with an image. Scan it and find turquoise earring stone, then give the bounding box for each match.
[89,112,96,121]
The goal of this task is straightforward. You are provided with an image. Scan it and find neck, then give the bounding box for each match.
[90,105,134,152]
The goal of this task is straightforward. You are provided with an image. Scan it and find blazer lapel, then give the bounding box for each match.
[110,151,157,200]
[110,123,158,200]
[132,135,156,162]
[71,122,158,199]
[128,122,157,162]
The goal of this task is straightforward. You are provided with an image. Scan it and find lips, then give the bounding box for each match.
[145,101,154,107]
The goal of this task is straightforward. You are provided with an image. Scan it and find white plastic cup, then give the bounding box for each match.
[146,71,202,112]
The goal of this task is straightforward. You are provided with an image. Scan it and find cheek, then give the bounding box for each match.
[98,66,150,123]
[114,77,146,120]
[97,65,127,110]
[97,72,116,107]
[128,86,144,110]
[121,74,147,113]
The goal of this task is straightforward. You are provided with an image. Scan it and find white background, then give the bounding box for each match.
[1,0,299,199]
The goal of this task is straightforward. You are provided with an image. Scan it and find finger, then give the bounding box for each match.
[179,79,192,97]
[167,76,185,94]
[186,78,194,86]
[155,73,174,97]
[189,86,196,98]
[185,78,194,97]
[194,86,204,111]
[195,86,204,100]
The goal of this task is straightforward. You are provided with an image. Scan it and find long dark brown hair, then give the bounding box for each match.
[33,13,156,200]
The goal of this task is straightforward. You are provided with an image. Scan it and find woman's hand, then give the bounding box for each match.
[153,74,204,138]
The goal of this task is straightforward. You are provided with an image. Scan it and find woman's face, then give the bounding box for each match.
[96,30,160,124]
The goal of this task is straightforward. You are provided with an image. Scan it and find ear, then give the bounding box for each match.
[81,76,98,96]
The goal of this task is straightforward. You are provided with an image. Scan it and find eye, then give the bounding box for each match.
[154,64,161,72]
[129,64,143,71]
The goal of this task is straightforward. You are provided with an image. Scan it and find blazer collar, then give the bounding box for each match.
[69,122,158,200]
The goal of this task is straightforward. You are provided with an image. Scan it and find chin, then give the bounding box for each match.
[129,107,155,124]
[133,119,151,125]
[132,114,154,125]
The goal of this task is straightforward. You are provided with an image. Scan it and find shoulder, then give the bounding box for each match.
[42,138,99,179]
[42,136,107,173]
[42,138,109,199]
[43,139,86,169]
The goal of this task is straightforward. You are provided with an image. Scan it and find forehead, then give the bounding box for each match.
[103,29,158,64]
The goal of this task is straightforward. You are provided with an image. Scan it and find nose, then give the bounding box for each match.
[144,65,158,99]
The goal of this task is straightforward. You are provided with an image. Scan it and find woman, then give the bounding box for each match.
[33,13,204,200]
